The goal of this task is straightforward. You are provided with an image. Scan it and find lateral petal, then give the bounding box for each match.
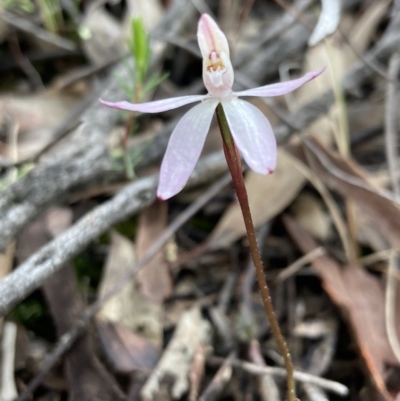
[157,99,219,200]
[221,99,276,174]
[235,69,325,98]
[100,95,208,113]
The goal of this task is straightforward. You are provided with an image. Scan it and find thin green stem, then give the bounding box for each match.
[216,103,296,401]
[123,84,143,179]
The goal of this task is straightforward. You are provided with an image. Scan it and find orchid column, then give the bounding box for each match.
[101,13,323,401]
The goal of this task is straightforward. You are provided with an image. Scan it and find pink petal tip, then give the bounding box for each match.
[311,66,327,79]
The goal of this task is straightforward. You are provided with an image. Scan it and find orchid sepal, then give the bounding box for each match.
[99,94,208,114]
[197,13,234,98]
[235,68,325,98]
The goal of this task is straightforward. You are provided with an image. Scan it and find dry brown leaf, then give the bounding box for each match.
[97,231,163,347]
[347,0,391,55]
[96,320,159,374]
[301,138,400,251]
[290,192,331,241]
[283,215,398,401]
[80,5,124,65]
[123,0,164,34]
[136,200,172,303]
[97,231,137,326]
[210,149,303,249]
[0,92,79,162]
[16,217,50,263]
[348,100,384,144]
[16,209,126,401]
[44,261,126,401]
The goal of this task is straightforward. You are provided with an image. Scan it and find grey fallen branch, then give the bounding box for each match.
[0,152,228,315]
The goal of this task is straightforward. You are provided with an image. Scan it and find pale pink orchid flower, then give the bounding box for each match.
[100,14,323,200]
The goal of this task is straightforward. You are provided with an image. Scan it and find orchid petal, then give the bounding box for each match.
[157,99,219,200]
[235,68,325,98]
[197,14,230,60]
[100,95,208,113]
[221,98,276,174]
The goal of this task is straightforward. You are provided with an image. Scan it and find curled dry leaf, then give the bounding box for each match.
[96,223,166,374]
[17,208,126,401]
[210,149,303,249]
[290,192,331,241]
[123,0,164,35]
[97,231,138,328]
[136,200,172,303]
[96,320,159,374]
[283,215,399,401]
[301,137,400,251]
[80,4,125,65]
[0,93,79,162]
[97,231,163,347]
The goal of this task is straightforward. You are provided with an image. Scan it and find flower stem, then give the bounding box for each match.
[216,103,296,401]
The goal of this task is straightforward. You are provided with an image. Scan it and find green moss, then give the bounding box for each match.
[113,216,138,240]
[11,293,56,341]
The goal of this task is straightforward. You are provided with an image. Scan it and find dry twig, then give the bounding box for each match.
[199,353,235,401]
[208,357,349,396]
